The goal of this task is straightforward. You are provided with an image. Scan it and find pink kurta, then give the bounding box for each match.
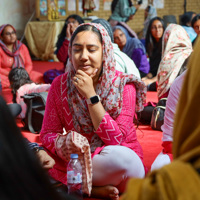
[40,73,144,185]
[0,44,43,88]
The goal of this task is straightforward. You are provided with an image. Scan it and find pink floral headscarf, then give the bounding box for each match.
[66,23,146,134]
[157,24,193,98]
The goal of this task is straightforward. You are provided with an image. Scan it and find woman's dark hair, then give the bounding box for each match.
[0,95,64,200]
[191,14,200,28]
[111,0,132,13]
[8,67,33,103]
[145,17,165,57]
[180,11,196,26]
[56,14,84,52]
[70,24,103,46]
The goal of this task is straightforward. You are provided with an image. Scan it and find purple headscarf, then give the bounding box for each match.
[113,25,146,58]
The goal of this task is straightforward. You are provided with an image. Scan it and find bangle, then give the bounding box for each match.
[65,37,70,41]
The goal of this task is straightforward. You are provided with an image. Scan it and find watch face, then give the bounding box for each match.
[91,95,100,104]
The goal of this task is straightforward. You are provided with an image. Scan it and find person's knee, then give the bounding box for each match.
[151,153,171,171]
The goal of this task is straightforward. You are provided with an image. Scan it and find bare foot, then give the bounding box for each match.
[91,185,119,200]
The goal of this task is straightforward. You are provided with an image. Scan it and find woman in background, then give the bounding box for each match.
[113,25,150,78]
[0,24,43,89]
[180,11,197,43]
[191,14,200,45]
[109,0,141,27]
[55,14,84,66]
[142,17,165,89]
[44,15,84,84]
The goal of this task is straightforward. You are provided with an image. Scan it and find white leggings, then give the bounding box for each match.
[151,152,171,171]
[92,145,145,192]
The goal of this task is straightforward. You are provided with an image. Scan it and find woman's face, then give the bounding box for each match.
[151,20,164,42]
[67,17,80,33]
[67,18,80,27]
[193,19,200,35]
[71,30,103,78]
[113,29,127,50]
[1,25,17,45]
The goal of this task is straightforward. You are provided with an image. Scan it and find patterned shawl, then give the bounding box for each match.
[0,24,24,68]
[66,23,146,134]
[157,24,193,98]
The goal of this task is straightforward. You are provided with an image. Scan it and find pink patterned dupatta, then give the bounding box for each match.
[55,23,146,195]
[66,23,147,135]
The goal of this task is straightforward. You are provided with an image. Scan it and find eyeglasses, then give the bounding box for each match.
[4,31,16,36]
[151,26,163,31]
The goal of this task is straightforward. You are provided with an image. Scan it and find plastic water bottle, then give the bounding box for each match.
[67,154,83,199]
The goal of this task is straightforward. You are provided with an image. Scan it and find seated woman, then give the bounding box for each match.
[157,24,193,100]
[8,67,50,119]
[55,14,84,66]
[0,24,43,89]
[40,23,147,200]
[113,25,150,78]
[191,14,200,45]
[142,17,165,89]
[44,15,84,84]
[121,37,200,199]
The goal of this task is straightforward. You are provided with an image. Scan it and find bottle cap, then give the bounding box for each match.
[70,154,78,159]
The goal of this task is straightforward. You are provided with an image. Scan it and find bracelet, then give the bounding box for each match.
[65,37,70,41]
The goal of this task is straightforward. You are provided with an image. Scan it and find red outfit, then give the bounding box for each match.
[0,44,43,89]
[56,39,69,65]
[40,73,144,185]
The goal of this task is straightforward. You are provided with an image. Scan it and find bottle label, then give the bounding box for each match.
[67,171,82,184]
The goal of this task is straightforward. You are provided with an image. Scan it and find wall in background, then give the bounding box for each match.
[0,0,200,39]
[0,0,35,38]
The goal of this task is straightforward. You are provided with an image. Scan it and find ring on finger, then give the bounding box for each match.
[76,77,79,82]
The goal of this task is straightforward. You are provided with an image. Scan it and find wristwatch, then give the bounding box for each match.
[86,95,100,105]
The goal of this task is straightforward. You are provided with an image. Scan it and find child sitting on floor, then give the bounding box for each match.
[8,67,51,118]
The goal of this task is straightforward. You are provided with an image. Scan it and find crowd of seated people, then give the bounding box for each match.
[1,6,200,199]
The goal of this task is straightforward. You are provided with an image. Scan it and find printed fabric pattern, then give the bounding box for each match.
[157,24,192,98]
[66,23,146,136]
